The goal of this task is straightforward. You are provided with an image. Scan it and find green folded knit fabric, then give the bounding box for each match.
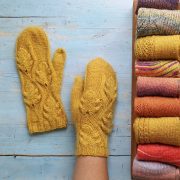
[137,8,180,37]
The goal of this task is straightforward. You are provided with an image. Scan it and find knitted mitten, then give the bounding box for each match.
[71,58,117,156]
[16,27,67,133]
[137,8,180,37]
[135,35,180,60]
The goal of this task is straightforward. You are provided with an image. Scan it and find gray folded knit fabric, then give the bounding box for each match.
[137,8,180,37]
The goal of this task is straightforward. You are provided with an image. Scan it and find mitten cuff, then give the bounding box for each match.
[28,116,67,134]
[76,145,109,157]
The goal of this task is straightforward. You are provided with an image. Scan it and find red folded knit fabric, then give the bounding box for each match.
[135,97,180,117]
[133,157,180,180]
[137,77,180,97]
[137,144,180,167]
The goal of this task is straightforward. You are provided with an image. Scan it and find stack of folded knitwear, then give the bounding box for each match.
[132,0,180,179]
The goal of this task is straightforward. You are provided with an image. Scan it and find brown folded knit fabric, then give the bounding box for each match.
[136,0,179,14]
[135,97,180,117]
[137,77,180,97]
[133,117,180,146]
[133,157,180,180]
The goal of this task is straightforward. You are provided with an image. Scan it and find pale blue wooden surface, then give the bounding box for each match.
[0,0,133,179]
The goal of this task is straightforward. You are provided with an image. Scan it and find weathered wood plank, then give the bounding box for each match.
[0,0,132,19]
[0,0,132,178]
[0,124,130,155]
[0,156,131,180]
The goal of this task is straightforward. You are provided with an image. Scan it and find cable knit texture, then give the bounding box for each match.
[135,35,180,60]
[137,144,180,167]
[16,27,67,133]
[133,117,180,146]
[137,8,180,37]
[71,58,117,157]
[136,0,179,14]
[135,97,180,117]
[133,157,180,180]
[137,77,180,97]
[135,60,180,77]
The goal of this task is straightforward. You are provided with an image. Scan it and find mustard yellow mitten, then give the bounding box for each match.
[71,58,117,156]
[16,27,67,133]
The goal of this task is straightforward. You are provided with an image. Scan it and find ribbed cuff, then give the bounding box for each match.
[76,145,108,157]
[28,118,67,134]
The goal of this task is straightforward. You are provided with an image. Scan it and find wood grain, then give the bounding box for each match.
[0,0,133,179]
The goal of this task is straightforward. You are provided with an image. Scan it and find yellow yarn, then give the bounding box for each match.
[16,27,67,133]
[135,35,180,60]
[133,117,180,146]
[71,58,117,156]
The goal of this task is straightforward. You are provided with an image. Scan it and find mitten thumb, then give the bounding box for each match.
[52,48,66,91]
[71,76,84,122]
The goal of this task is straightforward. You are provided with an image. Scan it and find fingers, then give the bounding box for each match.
[71,76,84,122]
[52,48,66,90]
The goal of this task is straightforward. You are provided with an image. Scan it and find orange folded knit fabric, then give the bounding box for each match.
[133,117,180,146]
[135,97,180,117]
[137,77,180,97]
[137,144,180,167]
[133,157,180,180]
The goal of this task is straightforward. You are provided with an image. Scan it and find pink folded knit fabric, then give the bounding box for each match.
[133,157,180,180]
[137,144,180,167]
[137,77,179,97]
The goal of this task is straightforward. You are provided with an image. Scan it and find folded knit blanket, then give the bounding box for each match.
[133,117,180,146]
[137,8,180,37]
[137,144,180,167]
[133,157,180,180]
[136,77,179,97]
[135,35,180,60]
[135,60,180,77]
[135,97,180,117]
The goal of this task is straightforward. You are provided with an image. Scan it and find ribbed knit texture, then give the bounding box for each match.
[135,97,180,117]
[137,144,180,167]
[16,27,67,133]
[133,157,180,180]
[71,58,117,157]
[136,0,179,14]
[136,77,180,97]
[135,35,180,60]
[137,8,180,37]
[135,60,180,77]
[133,117,180,146]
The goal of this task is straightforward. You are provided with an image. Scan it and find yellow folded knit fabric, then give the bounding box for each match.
[71,58,117,156]
[133,117,180,146]
[135,35,180,60]
[16,27,67,133]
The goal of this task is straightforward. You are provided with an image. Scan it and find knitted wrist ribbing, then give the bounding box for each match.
[16,27,67,133]
[137,8,180,37]
[71,58,117,157]
[133,117,180,146]
[135,35,180,60]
